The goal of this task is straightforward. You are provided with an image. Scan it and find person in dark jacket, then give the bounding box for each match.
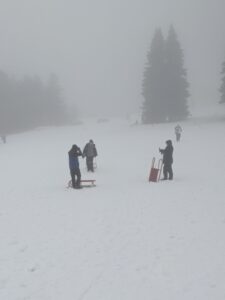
[159,140,174,180]
[83,139,97,172]
[68,144,83,188]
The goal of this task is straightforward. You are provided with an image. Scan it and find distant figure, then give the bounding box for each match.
[83,140,97,172]
[68,144,83,189]
[174,124,182,142]
[159,140,174,180]
[1,134,6,144]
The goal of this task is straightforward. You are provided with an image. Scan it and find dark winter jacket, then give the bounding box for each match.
[83,142,97,158]
[159,141,173,165]
[68,145,82,170]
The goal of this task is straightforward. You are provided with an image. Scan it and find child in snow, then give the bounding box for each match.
[174,124,182,142]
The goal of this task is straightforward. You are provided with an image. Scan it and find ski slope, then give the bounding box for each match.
[0,116,225,300]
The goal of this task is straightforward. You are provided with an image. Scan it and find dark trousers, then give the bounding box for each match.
[163,163,173,180]
[70,168,81,188]
[86,157,94,171]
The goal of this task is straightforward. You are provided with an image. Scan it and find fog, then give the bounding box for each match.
[0,0,225,117]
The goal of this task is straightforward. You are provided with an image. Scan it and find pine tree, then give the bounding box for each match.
[142,28,167,123]
[219,61,225,104]
[165,25,190,122]
[0,71,12,133]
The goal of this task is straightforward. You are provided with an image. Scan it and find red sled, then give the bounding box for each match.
[149,157,163,182]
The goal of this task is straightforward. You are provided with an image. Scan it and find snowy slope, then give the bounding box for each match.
[0,117,225,300]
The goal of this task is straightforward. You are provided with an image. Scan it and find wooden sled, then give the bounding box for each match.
[67,179,96,188]
[80,179,96,187]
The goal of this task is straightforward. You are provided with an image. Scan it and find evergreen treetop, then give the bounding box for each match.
[219,61,225,104]
[141,26,190,124]
[142,28,167,123]
[165,25,189,122]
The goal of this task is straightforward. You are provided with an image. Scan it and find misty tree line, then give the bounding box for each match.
[142,25,225,124]
[0,71,66,134]
[220,61,225,104]
[1,25,225,134]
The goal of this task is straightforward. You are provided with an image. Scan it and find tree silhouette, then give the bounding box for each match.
[219,61,225,104]
[141,26,190,123]
[142,28,166,123]
[0,70,68,134]
[165,25,190,121]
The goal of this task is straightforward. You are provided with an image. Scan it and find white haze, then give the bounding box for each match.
[0,0,225,117]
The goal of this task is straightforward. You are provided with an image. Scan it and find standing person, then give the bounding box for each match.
[174,124,182,142]
[83,139,97,172]
[68,144,83,189]
[159,140,174,180]
[1,134,6,144]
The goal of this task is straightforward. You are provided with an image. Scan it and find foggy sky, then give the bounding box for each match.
[0,0,225,117]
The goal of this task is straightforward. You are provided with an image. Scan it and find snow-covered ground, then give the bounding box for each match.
[0,115,225,300]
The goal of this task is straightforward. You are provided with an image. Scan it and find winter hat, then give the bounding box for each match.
[166,140,172,145]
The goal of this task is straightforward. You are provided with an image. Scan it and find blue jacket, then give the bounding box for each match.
[68,145,82,170]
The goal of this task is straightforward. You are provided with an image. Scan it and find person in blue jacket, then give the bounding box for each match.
[68,144,83,189]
